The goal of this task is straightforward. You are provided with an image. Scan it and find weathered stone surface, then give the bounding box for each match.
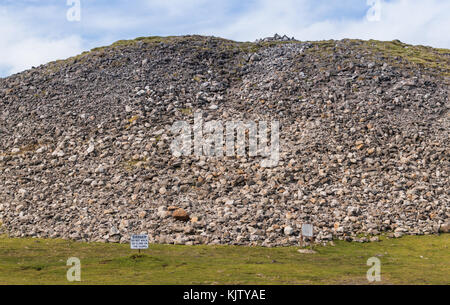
[0,35,448,246]
[297,249,317,254]
[172,208,190,221]
[439,222,450,233]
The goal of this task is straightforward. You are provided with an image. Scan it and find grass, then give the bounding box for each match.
[366,39,450,74]
[304,39,449,77]
[180,108,193,115]
[125,115,140,129]
[0,234,448,285]
[40,36,449,79]
[122,158,148,171]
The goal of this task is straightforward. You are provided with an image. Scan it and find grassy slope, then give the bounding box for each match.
[0,234,448,285]
[50,36,449,78]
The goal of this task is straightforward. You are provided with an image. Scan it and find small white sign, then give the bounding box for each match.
[130,234,149,249]
[302,224,313,237]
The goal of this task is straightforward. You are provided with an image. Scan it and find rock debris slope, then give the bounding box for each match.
[0,35,449,246]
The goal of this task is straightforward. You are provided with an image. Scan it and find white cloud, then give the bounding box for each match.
[147,0,213,18]
[210,0,450,47]
[0,6,84,76]
[206,0,308,41]
[2,36,83,74]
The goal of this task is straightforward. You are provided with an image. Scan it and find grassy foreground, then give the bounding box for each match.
[0,234,448,285]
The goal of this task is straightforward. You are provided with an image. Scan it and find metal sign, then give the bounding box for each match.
[302,224,313,237]
[130,234,149,250]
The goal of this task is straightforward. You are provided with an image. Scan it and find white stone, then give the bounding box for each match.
[284,226,294,236]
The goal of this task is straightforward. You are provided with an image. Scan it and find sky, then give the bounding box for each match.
[0,0,449,77]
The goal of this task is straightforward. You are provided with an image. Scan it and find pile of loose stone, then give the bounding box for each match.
[255,33,295,43]
[0,35,448,246]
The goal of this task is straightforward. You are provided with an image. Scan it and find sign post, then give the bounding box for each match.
[130,234,149,254]
[301,223,314,249]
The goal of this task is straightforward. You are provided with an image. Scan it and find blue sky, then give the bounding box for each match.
[1,0,449,77]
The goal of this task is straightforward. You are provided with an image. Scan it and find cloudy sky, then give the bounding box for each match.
[1,0,449,77]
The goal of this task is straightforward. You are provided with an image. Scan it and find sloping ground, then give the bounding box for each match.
[0,234,448,284]
[0,35,448,246]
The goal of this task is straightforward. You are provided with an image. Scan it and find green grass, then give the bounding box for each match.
[304,39,449,77]
[0,234,448,285]
[367,39,450,73]
[41,36,449,79]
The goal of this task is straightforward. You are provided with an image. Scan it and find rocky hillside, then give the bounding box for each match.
[0,35,448,246]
